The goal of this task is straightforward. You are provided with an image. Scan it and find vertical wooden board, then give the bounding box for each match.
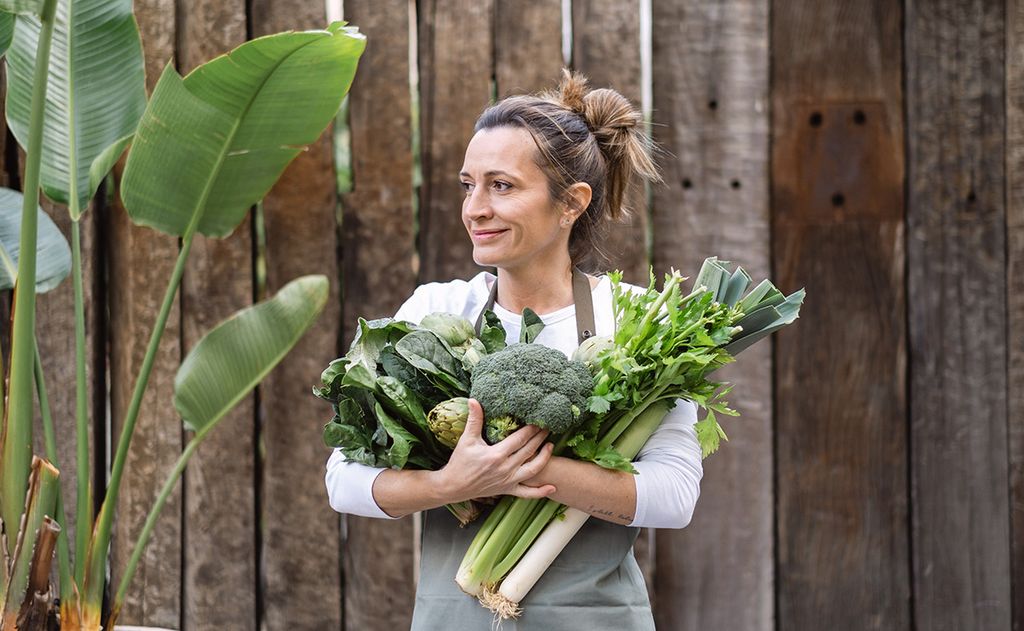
[905,1,1011,628]
[417,0,495,283]
[494,0,563,97]
[571,0,647,283]
[248,2,345,629]
[336,1,417,629]
[106,0,181,624]
[772,2,910,628]
[176,2,255,629]
[649,1,772,629]
[1008,2,1024,629]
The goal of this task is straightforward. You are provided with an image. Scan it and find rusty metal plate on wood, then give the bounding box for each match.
[774,101,903,225]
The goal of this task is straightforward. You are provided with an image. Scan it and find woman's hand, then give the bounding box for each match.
[437,399,556,503]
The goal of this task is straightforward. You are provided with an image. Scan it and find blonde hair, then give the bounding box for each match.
[473,69,661,269]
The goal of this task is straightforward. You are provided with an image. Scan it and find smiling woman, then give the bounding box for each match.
[325,69,702,630]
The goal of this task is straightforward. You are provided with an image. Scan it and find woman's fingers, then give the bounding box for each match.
[514,442,553,481]
[511,483,556,499]
[457,398,486,446]
[495,422,541,454]
[509,427,549,464]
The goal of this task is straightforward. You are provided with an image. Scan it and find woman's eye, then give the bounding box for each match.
[493,181,511,192]
[460,181,473,194]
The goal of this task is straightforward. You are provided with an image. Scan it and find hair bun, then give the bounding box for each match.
[551,68,589,115]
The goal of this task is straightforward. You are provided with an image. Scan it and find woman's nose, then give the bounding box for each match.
[463,187,492,220]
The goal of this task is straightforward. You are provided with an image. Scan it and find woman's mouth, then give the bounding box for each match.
[471,228,508,242]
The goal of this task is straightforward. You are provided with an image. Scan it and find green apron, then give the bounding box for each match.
[410,269,656,630]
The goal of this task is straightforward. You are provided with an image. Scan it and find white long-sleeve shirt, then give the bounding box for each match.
[324,272,704,529]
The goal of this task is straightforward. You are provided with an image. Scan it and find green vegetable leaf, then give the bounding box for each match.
[479,310,507,353]
[395,329,468,391]
[374,402,416,469]
[694,410,728,458]
[571,437,637,474]
[519,307,544,344]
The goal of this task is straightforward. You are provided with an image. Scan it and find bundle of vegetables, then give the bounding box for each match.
[454,257,805,618]
[315,306,576,523]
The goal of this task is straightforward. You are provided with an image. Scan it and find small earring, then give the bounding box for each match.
[561,218,571,227]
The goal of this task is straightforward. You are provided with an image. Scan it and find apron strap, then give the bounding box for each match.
[474,268,596,345]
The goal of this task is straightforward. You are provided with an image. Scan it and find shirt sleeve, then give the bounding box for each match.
[323,288,435,520]
[324,449,400,519]
[628,399,703,529]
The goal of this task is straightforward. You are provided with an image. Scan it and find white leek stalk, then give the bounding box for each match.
[489,507,590,617]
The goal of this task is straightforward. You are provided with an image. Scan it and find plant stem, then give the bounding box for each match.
[0,0,59,562]
[71,219,92,587]
[107,422,213,629]
[81,225,197,608]
[33,342,74,607]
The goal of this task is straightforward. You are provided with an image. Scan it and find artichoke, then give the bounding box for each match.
[428,397,469,449]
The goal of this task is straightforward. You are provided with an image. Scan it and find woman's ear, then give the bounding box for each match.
[562,182,593,222]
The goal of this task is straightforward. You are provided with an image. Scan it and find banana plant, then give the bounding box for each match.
[0,0,365,625]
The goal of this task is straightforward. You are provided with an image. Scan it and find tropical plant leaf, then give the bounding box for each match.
[5,0,146,216]
[121,22,365,238]
[0,187,70,292]
[174,275,329,432]
[0,0,40,16]
[0,11,14,54]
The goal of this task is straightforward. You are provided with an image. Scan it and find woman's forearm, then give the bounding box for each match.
[371,468,449,518]
[527,456,637,526]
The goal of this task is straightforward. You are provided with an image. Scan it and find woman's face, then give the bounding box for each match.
[460,127,572,271]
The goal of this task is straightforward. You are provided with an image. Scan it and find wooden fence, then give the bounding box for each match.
[2,0,1021,629]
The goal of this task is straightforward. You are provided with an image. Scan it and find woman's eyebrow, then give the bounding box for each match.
[459,170,518,179]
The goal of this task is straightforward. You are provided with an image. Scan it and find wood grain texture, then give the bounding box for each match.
[416,0,495,283]
[571,0,648,283]
[494,0,563,98]
[905,0,1012,628]
[1009,2,1024,629]
[106,1,182,625]
[249,1,350,629]
[772,2,910,629]
[650,1,772,629]
[336,1,417,628]
[176,2,255,629]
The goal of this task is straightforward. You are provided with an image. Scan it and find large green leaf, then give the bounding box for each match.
[5,0,145,217]
[122,22,365,238]
[0,0,40,16]
[174,275,329,432]
[0,187,70,292]
[0,12,14,54]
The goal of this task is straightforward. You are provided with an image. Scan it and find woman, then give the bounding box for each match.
[326,70,703,629]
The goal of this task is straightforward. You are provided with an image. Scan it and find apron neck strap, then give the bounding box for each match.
[474,268,596,345]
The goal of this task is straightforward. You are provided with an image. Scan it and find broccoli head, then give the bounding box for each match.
[469,343,594,441]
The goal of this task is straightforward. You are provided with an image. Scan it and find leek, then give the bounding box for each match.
[458,258,805,618]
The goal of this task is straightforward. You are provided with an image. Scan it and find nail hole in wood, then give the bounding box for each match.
[809,112,823,127]
[831,192,845,207]
[730,179,741,189]
[708,100,718,110]
[967,190,977,203]
[682,178,693,189]
[853,110,866,125]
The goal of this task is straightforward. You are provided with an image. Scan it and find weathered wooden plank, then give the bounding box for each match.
[175,2,255,629]
[571,0,647,283]
[906,1,1011,628]
[106,1,180,625]
[416,0,495,283]
[1008,2,1024,629]
[772,2,910,629]
[248,1,346,628]
[650,1,772,629]
[495,0,563,98]
[336,1,417,628]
